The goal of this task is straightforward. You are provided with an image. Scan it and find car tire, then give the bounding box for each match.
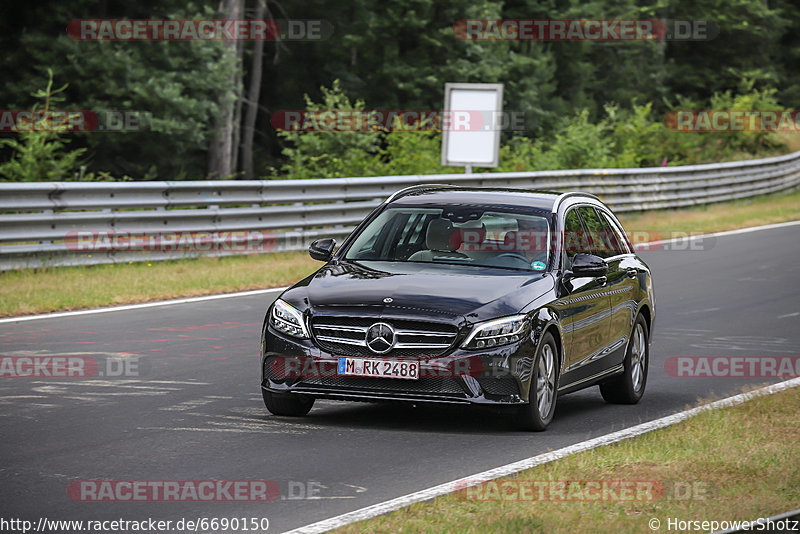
[262,389,315,416]
[600,314,649,404]
[517,331,559,431]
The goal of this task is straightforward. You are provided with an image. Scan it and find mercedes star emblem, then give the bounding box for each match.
[365,322,395,354]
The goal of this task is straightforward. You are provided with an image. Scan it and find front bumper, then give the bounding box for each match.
[261,325,535,406]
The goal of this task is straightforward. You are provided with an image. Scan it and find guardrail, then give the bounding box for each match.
[2,150,799,270]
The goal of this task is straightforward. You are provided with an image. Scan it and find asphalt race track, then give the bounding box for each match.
[1,224,799,533]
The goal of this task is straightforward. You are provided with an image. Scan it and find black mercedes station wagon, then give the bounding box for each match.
[260,186,655,430]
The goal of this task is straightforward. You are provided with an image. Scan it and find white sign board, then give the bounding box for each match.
[441,83,503,169]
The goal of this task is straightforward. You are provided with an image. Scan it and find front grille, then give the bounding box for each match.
[310,316,458,357]
[264,358,281,382]
[298,375,464,395]
[476,374,521,396]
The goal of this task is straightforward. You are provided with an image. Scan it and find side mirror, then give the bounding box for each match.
[309,238,336,262]
[566,253,608,279]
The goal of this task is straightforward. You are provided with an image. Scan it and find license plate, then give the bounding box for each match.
[337,357,419,380]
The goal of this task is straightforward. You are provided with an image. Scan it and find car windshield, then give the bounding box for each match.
[344,205,552,272]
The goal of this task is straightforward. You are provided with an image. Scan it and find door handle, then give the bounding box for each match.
[626,268,637,279]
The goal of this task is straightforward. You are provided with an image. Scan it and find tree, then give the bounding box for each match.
[0,0,235,179]
[278,80,381,179]
[207,0,244,178]
[0,70,87,181]
[241,0,267,178]
[1,0,798,180]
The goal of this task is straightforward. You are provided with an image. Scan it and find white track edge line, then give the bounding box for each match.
[0,287,288,324]
[283,377,800,534]
[631,220,800,251]
[4,219,799,324]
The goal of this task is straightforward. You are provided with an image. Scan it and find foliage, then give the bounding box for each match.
[0,0,234,179]
[278,82,788,178]
[379,131,454,176]
[0,0,798,179]
[0,69,87,181]
[277,80,381,179]
[708,82,784,154]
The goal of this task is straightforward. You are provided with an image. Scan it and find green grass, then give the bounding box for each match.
[333,386,800,534]
[1,188,798,317]
[0,251,317,317]
[617,187,800,236]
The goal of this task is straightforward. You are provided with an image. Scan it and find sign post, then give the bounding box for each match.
[441,83,503,172]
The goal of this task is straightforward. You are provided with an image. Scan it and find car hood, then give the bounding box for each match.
[286,260,554,323]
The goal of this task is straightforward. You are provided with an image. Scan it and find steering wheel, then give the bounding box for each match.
[496,252,530,265]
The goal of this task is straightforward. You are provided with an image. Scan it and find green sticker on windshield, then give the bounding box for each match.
[531,261,546,270]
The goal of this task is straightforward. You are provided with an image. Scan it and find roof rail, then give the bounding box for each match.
[384,183,455,203]
[551,191,602,213]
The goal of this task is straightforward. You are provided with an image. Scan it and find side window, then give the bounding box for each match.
[577,207,613,259]
[598,210,630,255]
[563,209,589,268]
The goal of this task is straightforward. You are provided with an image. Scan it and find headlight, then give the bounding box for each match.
[270,299,309,339]
[461,315,527,350]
